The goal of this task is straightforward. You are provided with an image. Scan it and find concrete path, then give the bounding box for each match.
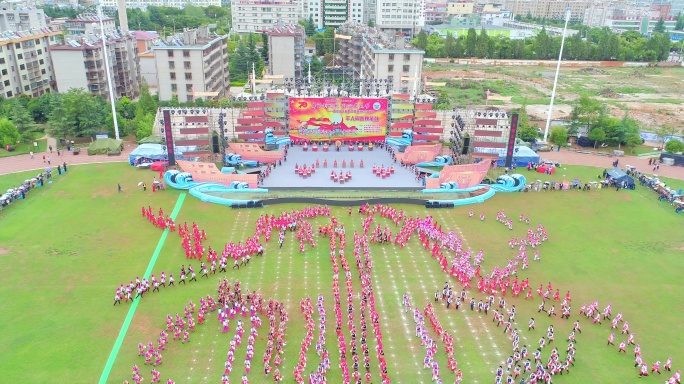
[539,149,684,180]
[0,141,136,175]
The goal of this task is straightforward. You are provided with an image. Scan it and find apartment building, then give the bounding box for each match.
[501,0,590,21]
[0,28,60,99]
[153,27,229,102]
[425,2,448,24]
[374,0,423,36]
[304,0,365,29]
[266,24,304,78]
[336,22,424,93]
[231,0,300,33]
[50,33,141,100]
[0,4,46,32]
[446,1,475,16]
[64,14,117,35]
[99,0,220,9]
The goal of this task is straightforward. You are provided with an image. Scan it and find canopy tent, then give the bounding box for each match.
[87,138,123,155]
[128,143,166,165]
[137,135,164,145]
[512,146,540,166]
[606,168,635,188]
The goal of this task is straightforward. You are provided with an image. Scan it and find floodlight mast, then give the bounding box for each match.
[543,7,571,143]
[97,3,120,140]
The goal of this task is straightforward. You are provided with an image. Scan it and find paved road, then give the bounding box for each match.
[1,142,683,182]
[0,141,136,175]
[539,150,684,180]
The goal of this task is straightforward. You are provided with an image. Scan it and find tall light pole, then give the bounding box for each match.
[543,7,571,143]
[97,3,120,140]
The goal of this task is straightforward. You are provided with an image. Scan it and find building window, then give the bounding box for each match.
[186,94,193,101]
[1,69,5,75]
[41,69,45,74]
[6,91,12,97]
[404,54,410,61]
[171,84,177,92]
[17,54,22,59]
[388,54,394,61]
[170,72,176,80]
[4,80,9,86]
[15,43,19,48]
[167,50,174,57]
[169,61,175,69]
[24,85,29,91]
[0,58,4,64]
[185,72,192,80]
[20,64,25,70]
[183,50,190,57]
[402,65,410,72]
[184,61,191,69]
[388,64,394,72]
[39,59,44,64]
[186,84,193,92]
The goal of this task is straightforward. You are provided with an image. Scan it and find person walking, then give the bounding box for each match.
[30,151,34,159]
[118,183,122,193]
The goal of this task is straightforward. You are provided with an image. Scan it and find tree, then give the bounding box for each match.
[414,30,428,51]
[261,32,269,63]
[305,15,316,37]
[515,102,537,142]
[135,112,155,139]
[10,100,37,143]
[549,127,568,147]
[588,127,606,148]
[625,133,643,153]
[137,81,157,115]
[465,28,477,57]
[533,27,551,59]
[367,19,375,28]
[0,117,20,147]
[676,13,684,30]
[664,139,684,154]
[475,28,490,58]
[653,18,666,33]
[571,96,605,133]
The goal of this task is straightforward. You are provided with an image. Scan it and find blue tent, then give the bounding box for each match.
[606,168,635,189]
[128,143,165,165]
[493,146,540,166]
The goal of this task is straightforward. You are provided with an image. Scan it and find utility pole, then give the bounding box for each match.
[543,7,571,143]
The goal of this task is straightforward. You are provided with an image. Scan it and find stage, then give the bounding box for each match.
[260,145,425,191]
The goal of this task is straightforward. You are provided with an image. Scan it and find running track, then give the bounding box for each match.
[1,142,683,181]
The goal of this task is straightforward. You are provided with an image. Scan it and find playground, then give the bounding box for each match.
[0,159,683,384]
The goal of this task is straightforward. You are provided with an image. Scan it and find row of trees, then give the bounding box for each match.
[0,81,160,146]
[514,96,646,152]
[413,27,673,62]
[40,5,231,36]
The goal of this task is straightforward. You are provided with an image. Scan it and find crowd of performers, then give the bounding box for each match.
[121,202,679,383]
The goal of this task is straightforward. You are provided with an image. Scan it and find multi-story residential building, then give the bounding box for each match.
[266,24,305,79]
[374,0,423,36]
[323,0,348,27]
[425,2,448,24]
[0,28,60,99]
[584,4,679,33]
[153,27,229,102]
[64,14,116,35]
[132,30,159,87]
[0,4,47,32]
[336,22,424,93]
[50,33,141,100]
[671,0,684,17]
[604,15,677,34]
[100,0,220,9]
[304,0,365,30]
[231,0,300,33]
[501,0,590,21]
[446,1,475,16]
[482,10,513,26]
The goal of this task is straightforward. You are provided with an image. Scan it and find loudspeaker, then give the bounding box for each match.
[239,203,247,209]
[254,201,263,208]
[461,137,470,155]
[231,203,239,209]
[212,135,220,154]
[247,201,255,208]
[425,201,432,208]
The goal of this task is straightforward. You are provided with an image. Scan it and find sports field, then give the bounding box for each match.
[0,162,682,384]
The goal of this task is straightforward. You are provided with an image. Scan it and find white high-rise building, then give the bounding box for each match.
[231,0,301,33]
[303,0,366,30]
[100,0,220,10]
[374,0,423,37]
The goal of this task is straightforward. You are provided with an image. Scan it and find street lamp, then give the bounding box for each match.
[543,7,571,143]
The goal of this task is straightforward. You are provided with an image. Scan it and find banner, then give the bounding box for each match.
[289,97,388,142]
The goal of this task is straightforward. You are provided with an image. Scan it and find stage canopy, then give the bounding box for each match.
[513,146,540,166]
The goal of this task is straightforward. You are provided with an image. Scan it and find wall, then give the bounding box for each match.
[51,50,88,92]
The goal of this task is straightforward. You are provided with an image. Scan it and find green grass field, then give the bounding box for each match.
[0,138,47,157]
[0,162,683,384]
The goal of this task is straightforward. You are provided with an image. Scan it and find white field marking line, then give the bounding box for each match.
[376,242,424,383]
[432,211,535,350]
[405,240,502,378]
[431,212,532,372]
[393,240,471,382]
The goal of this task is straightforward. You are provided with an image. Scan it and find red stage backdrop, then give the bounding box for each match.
[289,97,388,142]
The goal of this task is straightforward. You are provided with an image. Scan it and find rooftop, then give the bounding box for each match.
[0,28,59,42]
[151,26,227,50]
[132,30,159,41]
[50,32,132,51]
[337,22,425,54]
[266,24,304,36]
